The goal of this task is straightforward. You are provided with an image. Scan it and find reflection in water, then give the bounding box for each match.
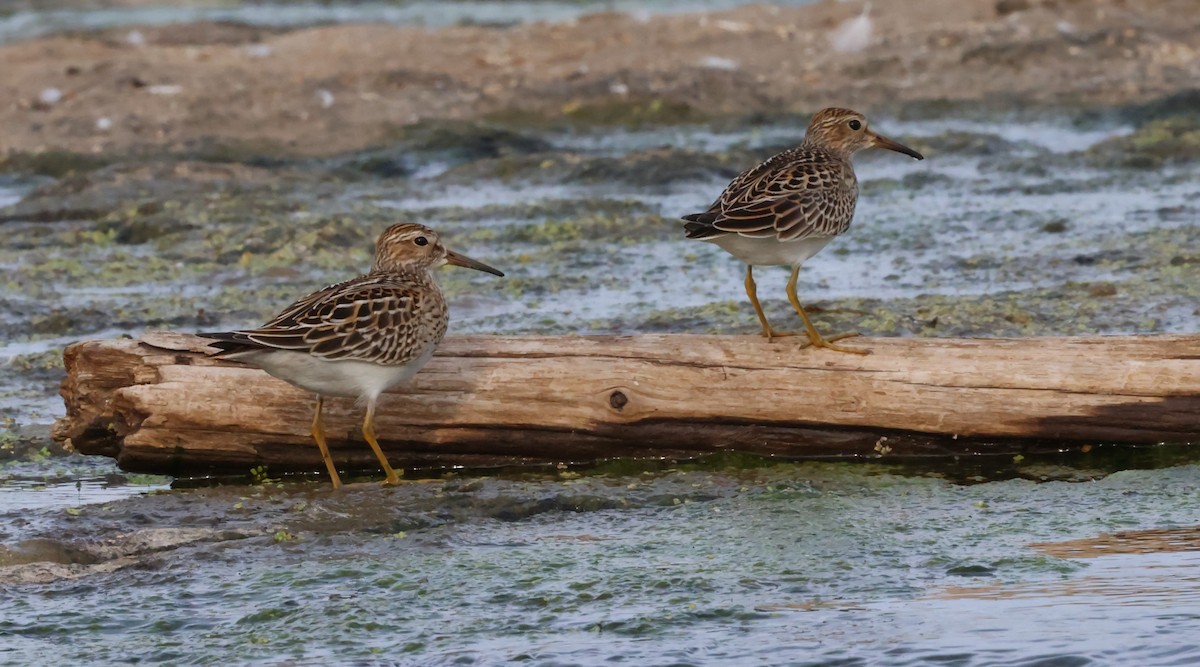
[912,551,1200,665]
[1032,525,1200,558]
[0,477,169,512]
[907,526,1200,665]
[0,0,816,44]
[937,549,1200,605]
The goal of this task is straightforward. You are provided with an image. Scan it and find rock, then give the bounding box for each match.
[340,121,554,178]
[1086,115,1200,168]
[0,528,250,584]
[1116,90,1200,125]
[995,0,1031,16]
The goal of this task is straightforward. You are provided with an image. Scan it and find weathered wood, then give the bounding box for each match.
[53,332,1200,476]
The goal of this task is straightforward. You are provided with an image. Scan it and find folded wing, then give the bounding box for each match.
[200,275,441,366]
[683,147,855,242]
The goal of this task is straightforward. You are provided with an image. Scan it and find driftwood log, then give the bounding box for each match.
[53,332,1200,476]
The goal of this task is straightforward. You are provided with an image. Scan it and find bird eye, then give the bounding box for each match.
[848,120,862,131]
[414,236,428,246]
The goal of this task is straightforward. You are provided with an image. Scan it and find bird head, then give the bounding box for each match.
[803,107,924,161]
[372,223,504,277]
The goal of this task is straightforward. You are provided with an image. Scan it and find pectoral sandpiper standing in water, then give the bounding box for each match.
[683,107,923,354]
[199,223,503,489]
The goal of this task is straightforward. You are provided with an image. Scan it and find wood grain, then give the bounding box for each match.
[52,332,1200,476]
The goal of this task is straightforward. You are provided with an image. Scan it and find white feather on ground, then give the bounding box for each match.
[830,2,873,53]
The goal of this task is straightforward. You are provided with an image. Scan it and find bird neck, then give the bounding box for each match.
[368,264,437,286]
[800,139,850,162]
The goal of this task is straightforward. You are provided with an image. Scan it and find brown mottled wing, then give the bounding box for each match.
[683,147,855,242]
[202,274,445,366]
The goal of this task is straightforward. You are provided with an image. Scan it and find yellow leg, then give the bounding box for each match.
[311,395,343,490]
[362,400,402,485]
[785,266,868,355]
[745,265,800,341]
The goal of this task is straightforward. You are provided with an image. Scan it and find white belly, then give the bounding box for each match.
[707,235,834,267]
[234,346,436,401]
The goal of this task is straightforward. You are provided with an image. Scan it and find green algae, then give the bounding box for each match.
[904,130,1034,158]
[336,121,557,179]
[385,120,554,161]
[617,273,1198,339]
[0,151,114,179]
[406,197,654,224]
[2,140,1195,349]
[0,417,70,466]
[1086,114,1200,168]
[561,98,708,127]
[1,107,1197,432]
[436,146,751,186]
[859,170,957,196]
[1112,89,1200,125]
[177,137,296,168]
[458,212,675,245]
[486,97,709,130]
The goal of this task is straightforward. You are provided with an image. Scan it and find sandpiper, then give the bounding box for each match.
[199,223,503,489]
[683,107,923,354]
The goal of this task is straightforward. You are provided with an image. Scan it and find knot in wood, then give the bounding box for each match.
[608,390,628,411]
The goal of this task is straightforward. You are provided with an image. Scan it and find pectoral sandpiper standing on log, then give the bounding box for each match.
[199,223,503,489]
[683,107,923,354]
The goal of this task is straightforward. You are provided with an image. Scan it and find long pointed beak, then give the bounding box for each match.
[445,248,504,277]
[870,132,924,160]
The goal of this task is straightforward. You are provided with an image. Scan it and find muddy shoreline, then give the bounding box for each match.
[3,0,1199,156]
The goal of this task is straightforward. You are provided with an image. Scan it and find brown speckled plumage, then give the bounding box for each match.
[202,223,497,367]
[205,270,449,366]
[681,107,923,351]
[682,108,921,243]
[197,222,503,488]
[684,144,859,241]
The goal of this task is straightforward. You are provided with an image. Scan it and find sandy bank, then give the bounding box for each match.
[2,0,1197,156]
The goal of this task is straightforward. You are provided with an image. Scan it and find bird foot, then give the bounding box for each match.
[808,331,870,355]
[760,329,804,342]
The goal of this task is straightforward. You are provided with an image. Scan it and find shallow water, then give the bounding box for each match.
[0,184,23,209]
[1,457,1199,665]
[0,475,167,512]
[375,118,1199,335]
[0,0,818,44]
[2,115,1198,428]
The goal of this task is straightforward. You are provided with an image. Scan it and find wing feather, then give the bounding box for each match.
[681,145,857,242]
[200,274,445,366]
